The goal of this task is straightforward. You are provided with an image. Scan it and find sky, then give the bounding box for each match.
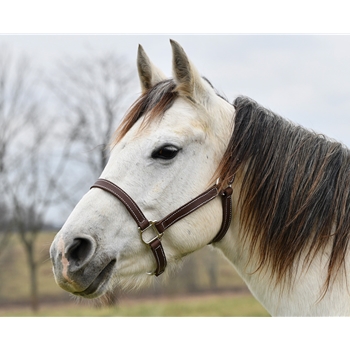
[1,34,350,146]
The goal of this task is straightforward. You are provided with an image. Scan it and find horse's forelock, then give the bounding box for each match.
[112,77,226,146]
[113,79,178,145]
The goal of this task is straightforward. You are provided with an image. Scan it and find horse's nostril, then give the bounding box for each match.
[66,237,94,268]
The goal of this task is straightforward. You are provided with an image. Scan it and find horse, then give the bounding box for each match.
[50,40,350,316]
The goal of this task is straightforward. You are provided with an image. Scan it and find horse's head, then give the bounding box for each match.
[50,40,235,299]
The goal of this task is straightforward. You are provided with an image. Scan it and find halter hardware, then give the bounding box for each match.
[91,177,234,277]
[139,220,163,244]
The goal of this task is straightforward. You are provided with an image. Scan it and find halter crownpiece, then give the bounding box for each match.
[91,177,234,276]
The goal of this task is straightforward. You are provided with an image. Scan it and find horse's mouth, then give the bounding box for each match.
[73,259,116,298]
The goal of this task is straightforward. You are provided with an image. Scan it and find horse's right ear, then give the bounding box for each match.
[170,39,216,105]
[137,45,167,93]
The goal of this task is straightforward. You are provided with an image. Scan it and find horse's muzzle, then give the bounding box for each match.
[50,234,114,297]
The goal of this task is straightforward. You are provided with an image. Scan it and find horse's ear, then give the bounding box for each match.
[137,45,167,93]
[170,39,214,103]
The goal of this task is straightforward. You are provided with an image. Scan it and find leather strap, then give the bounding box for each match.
[155,186,219,233]
[91,178,233,276]
[91,179,167,275]
[149,238,167,276]
[91,179,149,230]
[210,186,233,243]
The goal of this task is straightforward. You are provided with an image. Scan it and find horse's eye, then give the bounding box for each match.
[152,145,180,160]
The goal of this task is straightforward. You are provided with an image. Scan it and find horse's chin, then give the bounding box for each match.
[71,259,117,299]
[71,266,157,304]
[69,255,181,306]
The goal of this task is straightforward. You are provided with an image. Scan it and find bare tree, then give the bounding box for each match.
[44,50,137,307]
[0,47,43,310]
[0,202,11,259]
[5,119,54,311]
[0,47,79,311]
[49,50,136,178]
[0,47,40,263]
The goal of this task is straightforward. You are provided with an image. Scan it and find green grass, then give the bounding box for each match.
[0,294,269,317]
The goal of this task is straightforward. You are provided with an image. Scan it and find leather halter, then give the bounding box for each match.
[91,178,234,276]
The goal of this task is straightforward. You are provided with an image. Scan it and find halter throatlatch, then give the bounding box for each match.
[91,178,234,276]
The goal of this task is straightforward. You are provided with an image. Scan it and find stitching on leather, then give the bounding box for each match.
[93,182,148,226]
[154,244,166,274]
[214,192,232,242]
[160,188,218,231]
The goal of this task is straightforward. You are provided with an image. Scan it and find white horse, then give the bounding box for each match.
[50,40,350,316]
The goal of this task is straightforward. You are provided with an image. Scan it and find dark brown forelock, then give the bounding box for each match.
[113,79,178,145]
[217,96,350,294]
[113,77,227,146]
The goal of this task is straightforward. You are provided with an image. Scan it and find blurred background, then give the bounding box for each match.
[0,34,349,316]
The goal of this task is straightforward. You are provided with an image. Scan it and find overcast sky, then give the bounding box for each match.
[1,34,349,147]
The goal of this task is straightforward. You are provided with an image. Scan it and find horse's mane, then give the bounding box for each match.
[217,96,350,292]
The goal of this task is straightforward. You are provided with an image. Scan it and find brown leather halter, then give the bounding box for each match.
[91,177,234,276]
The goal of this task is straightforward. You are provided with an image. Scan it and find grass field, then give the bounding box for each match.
[0,293,269,317]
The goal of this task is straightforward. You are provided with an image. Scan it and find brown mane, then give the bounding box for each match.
[217,96,350,292]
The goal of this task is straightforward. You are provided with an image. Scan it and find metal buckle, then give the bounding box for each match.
[216,176,234,188]
[139,220,163,244]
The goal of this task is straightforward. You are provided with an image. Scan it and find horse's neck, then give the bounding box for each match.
[217,219,350,316]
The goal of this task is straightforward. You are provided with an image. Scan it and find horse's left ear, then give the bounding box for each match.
[170,39,215,104]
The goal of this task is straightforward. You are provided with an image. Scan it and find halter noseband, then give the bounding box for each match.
[91,178,234,276]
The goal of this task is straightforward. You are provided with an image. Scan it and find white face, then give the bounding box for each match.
[50,41,234,299]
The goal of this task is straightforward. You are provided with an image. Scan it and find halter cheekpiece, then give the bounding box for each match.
[91,177,234,276]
